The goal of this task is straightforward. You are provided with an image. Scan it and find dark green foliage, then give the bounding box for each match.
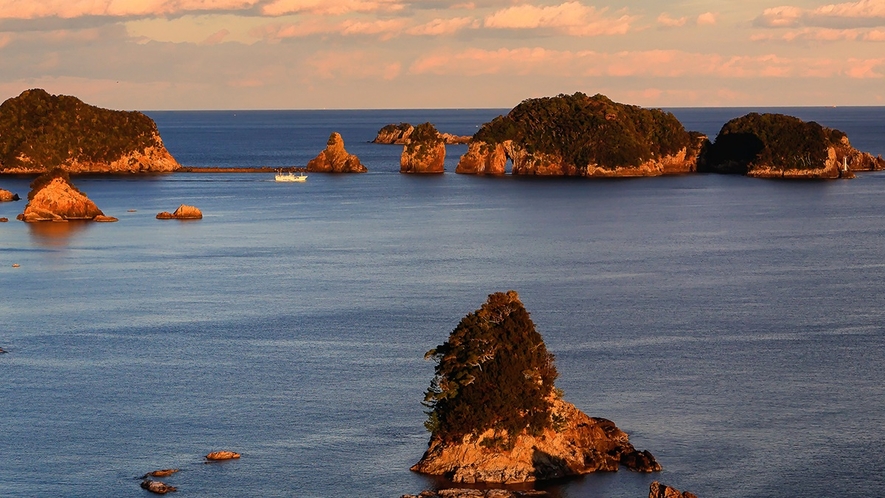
[423,291,558,447]
[378,122,412,135]
[27,167,82,201]
[700,113,836,173]
[405,122,443,159]
[472,93,694,171]
[0,88,159,171]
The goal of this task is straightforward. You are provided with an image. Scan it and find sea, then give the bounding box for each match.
[1,107,884,498]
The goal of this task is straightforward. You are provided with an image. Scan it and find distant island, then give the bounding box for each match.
[456,93,704,177]
[373,122,470,145]
[412,291,660,483]
[0,89,180,175]
[698,112,885,179]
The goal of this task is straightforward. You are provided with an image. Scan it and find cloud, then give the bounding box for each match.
[201,29,231,45]
[697,12,717,26]
[408,46,885,80]
[755,0,885,29]
[483,2,635,36]
[251,18,408,40]
[305,50,401,80]
[657,13,687,28]
[260,0,406,16]
[406,17,479,36]
[0,0,262,20]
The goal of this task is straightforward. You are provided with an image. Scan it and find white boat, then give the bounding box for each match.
[275,170,307,182]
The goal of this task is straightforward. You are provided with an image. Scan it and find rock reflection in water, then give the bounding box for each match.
[26,221,92,246]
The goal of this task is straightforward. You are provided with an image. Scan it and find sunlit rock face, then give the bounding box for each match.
[400,123,446,174]
[18,169,115,222]
[0,88,180,174]
[307,132,367,173]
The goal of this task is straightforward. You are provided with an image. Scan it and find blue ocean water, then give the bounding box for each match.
[1,107,884,498]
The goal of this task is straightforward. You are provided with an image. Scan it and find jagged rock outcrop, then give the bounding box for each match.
[0,188,19,201]
[401,123,446,174]
[414,291,660,484]
[412,397,660,483]
[649,481,698,498]
[698,113,882,179]
[374,123,470,145]
[205,450,240,461]
[140,469,179,479]
[140,479,177,494]
[456,93,702,177]
[306,133,367,173]
[402,490,549,498]
[0,89,180,174]
[16,168,117,222]
[156,204,202,220]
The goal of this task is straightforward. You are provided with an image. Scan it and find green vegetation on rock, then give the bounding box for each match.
[422,291,559,448]
[0,88,160,172]
[473,93,696,170]
[700,113,845,174]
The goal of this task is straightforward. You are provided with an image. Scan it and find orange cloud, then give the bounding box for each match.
[406,17,478,36]
[408,47,885,80]
[305,50,401,80]
[201,29,231,45]
[483,2,635,36]
[251,18,407,40]
[0,0,261,19]
[657,13,687,28]
[697,12,717,25]
[260,0,405,16]
[755,0,885,28]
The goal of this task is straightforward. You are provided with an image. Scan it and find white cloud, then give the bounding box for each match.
[657,13,687,28]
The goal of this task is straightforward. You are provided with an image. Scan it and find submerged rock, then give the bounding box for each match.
[0,88,180,174]
[140,479,177,494]
[649,481,698,498]
[205,450,240,461]
[140,469,179,479]
[456,93,702,177]
[156,204,202,220]
[17,168,116,222]
[306,133,367,173]
[401,123,446,174]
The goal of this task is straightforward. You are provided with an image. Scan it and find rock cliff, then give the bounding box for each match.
[698,113,882,179]
[455,93,702,177]
[412,397,660,483]
[401,123,446,174]
[414,291,660,484]
[17,168,116,222]
[374,123,470,145]
[0,89,180,174]
[306,133,367,173]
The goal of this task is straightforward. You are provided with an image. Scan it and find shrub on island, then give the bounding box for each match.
[457,93,703,176]
[412,291,660,483]
[698,112,884,178]
[0,88,180,174]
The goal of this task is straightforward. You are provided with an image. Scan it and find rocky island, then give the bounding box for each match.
[1,188,19,201]
[412,291,660,484]
[401,123,446,174]
[306,132,367,173]
[374,122,470,145]
[456,93,703,177]
[0,89,180,174]
[698,112,884,179]
[16,168,116,222]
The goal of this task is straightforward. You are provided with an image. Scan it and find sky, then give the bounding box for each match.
[0,0,884,110]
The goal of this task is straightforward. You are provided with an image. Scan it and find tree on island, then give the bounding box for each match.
[422,290,558,448]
